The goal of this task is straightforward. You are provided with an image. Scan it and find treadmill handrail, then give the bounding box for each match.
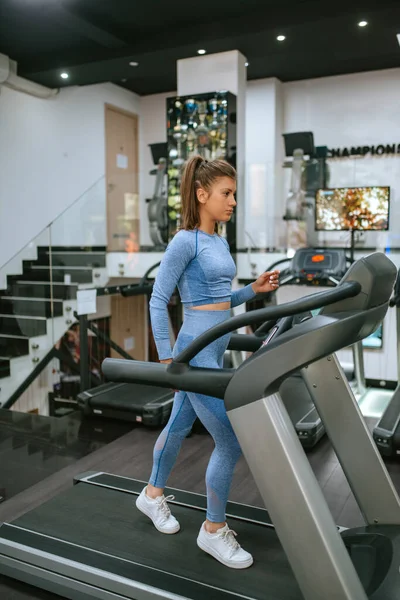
[139,261,161,287]
[120,261,161,297]
[228,333,263,352]
[267,257,292,272]
[254,319,279,335]
[174,281,361,364]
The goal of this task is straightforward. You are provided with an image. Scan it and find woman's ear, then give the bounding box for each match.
[196,187,207,205]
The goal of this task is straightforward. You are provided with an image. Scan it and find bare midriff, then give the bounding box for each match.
[191,302,231,311]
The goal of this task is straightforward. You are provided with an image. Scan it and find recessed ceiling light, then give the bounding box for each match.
[358,20,368,27]
[277,35,286,42]
[129,61,139,67]
[60,72,69,79]
[197,49,206,55]
[245,62,249,67]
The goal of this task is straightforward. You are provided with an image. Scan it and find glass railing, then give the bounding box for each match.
[0,167,172,415]
[0,176,108,413]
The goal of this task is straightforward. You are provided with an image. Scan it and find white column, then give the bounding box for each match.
[245,78,285,250]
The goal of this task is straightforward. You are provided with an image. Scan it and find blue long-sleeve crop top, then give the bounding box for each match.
[149,228,256,359]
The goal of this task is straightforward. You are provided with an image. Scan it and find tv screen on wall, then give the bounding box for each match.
[315,186,390,231]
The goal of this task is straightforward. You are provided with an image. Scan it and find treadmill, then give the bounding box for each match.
[272,247,349,447]
[233,312,326,449]
[77,261,176,427]
[1,252,400,600]
[373,270,400,457]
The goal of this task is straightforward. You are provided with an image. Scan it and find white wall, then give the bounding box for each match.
[0,82,140,267]
[283,68,400,147]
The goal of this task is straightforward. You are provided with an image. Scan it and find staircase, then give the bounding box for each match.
[0,247,108,408]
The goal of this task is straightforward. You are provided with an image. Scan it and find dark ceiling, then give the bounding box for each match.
[0,0,399,96]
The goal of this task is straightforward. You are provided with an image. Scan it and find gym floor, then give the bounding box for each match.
[1,414,400,600]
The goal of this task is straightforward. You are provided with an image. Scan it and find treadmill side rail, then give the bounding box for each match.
[301,356,400,525]
[227,395,368,600]
[0,535,188,600]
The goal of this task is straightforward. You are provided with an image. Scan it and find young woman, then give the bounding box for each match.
[136,156,280,569]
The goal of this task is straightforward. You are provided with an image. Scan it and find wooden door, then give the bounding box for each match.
[110,295,147,361]
[105,105,139,252]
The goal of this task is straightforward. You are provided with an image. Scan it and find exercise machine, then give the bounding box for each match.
[345,285,398,433]
[77,261,176,426]
[279,247,348,288]
[234,309,326,449]
[271,247,349,447]
[273,248,399,446]
[0,252,399,600]
[78,381,174,426]
[373,270,400,457]
[146,143,169,249]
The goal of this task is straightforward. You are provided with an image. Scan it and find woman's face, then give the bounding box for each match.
[197,176,237,223]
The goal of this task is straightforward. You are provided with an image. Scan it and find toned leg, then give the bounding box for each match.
[148,390,197,493]
[186,391,242,526]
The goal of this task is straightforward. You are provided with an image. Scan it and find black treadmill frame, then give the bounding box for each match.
[78,382,174,426]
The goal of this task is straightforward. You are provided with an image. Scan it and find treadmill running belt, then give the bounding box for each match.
[6,482,303,600]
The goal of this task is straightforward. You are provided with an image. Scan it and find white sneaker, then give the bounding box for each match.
[197,522,253,569]
[136,486,180,534]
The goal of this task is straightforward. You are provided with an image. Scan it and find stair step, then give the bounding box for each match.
[35,252,106,269]
[0,358,10,380]
[15,266,93,284]
[9,282,78,300]
[0,334,30,358]
[0,315,47,338]
[0,297,64,318]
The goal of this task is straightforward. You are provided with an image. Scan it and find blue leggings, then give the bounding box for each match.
[149,308,242,522]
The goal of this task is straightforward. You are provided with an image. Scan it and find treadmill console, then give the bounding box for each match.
[289,248,347,287]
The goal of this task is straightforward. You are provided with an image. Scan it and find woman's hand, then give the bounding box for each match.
[160,358,178,392]
[251,270,280,294]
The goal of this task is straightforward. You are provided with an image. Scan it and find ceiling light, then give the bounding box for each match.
[245,62,249,67]
[197,49,206,55]
[60,72,69,79]
[358,20,368,27]
[277,35,286,42]
[129,61,139,67]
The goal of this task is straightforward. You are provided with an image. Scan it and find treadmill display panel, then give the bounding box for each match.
[303,253,333,270]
